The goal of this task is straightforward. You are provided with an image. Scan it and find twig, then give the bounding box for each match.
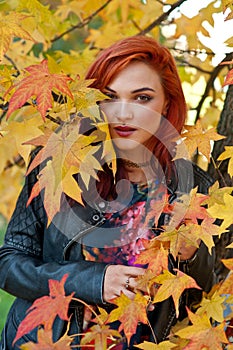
[137,0,188,36]
[51,0,113,43]
[4,54,20,77]
[210,156,228,187]
[194,52,233,122]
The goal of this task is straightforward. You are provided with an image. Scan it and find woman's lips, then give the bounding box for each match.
[114,125,136,137]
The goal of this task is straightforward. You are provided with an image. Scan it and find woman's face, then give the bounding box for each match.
[100,60,167,155]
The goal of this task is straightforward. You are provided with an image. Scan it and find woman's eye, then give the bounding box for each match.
[103,93,118,100]
[136,95,152,102]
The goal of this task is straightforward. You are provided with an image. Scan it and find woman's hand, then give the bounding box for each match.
[103,265,145,303]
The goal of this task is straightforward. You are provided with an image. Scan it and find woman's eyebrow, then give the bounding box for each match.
[132,87,155,93]
[105,86,155,93]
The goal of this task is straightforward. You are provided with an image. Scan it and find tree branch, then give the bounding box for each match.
[194,52,233,121]
[51,0,113,43]
[137,0,188,36]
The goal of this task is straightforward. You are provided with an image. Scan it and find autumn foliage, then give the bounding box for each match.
[1,0,233,349]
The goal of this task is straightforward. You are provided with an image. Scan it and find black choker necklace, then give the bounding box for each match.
[122,159,151,168]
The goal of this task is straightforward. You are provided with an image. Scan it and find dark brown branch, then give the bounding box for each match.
[194,52,233,121]
[137,0,188,36]
[51,0,113,43]
[4,54,20,77]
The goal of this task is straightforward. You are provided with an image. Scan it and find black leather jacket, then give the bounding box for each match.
[0,159,216,349]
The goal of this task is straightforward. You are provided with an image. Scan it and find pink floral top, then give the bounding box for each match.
[83,180,169,266]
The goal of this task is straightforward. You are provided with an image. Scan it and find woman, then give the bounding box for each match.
[0,36,215,349]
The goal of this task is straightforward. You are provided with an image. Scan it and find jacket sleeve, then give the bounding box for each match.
[0,161,108,305]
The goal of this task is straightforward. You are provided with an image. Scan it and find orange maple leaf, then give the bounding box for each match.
[171,187,210,226]
[107,292,148,344]
[6,59,73,120]
[175,308,229,349]
[13,274,74,345]
[222,67,233,86]
[144,184,172,227]
[20,328,73,350]
[134,240,169,275]
[179,120,225,161]
[153,269,201,317]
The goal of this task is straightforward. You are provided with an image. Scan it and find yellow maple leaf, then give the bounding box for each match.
[181,120,225,161]
[81,324,121,350]
[196,290,225,323]
[97,121,117,176]
[204,181,233,207]
[175,309,229,349]
[218,146,233,177]
[20,327,73,350]
[25,122,103,222]
[207,193,233,229]
[3,116,44,166]
[153,270,201,317]
[105,0,139,23]
[0,12,35,60]
[219,270,233,295]
[0,167,24,220]
[135,340,176,349]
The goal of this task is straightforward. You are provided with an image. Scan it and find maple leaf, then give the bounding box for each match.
[196,290,225,323]
[207,193,233,229]
[219,271,233,295]
[0,12,35,60]
[199,217,224,254]
[6,59,73,120]
[135,269,161,297]
[153,270,201,317]
[20,328,73,350]
[97,121,117,176]
[175,308,229,349]
[134,241,169,276]
[135,340,176,349]
[81,324,121,350]
[217,146,233,177]
[156,224,200,259]
[204,181,233,207]
[107,292,148,344]
[13,274,74,345]
[169,187,210,228]
[144,184,171,228]
[2,116,44,166]
[179,120,225,161]
[25,122,102,222]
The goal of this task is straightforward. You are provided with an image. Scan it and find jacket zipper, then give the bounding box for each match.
[63,217,106,260]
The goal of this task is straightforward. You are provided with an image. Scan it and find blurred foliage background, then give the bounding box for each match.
[0,0,233,333]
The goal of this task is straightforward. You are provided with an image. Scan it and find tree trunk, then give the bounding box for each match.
[208,84,233,280]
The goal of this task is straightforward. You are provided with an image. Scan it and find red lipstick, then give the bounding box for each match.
[114,125,136,137]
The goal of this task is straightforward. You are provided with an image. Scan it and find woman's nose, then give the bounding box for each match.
[115,101,133,121]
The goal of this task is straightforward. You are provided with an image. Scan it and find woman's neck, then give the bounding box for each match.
[121,160,156,184]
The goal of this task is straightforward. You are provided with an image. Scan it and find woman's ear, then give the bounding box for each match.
[162,100,169,116]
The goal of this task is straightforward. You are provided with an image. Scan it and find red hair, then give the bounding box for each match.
[85,36,187,198]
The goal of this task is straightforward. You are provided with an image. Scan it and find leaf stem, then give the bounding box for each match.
[72,297,104,325]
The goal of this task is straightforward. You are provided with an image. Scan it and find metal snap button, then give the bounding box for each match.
[92,214,100,221]
[98,201,105,209]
